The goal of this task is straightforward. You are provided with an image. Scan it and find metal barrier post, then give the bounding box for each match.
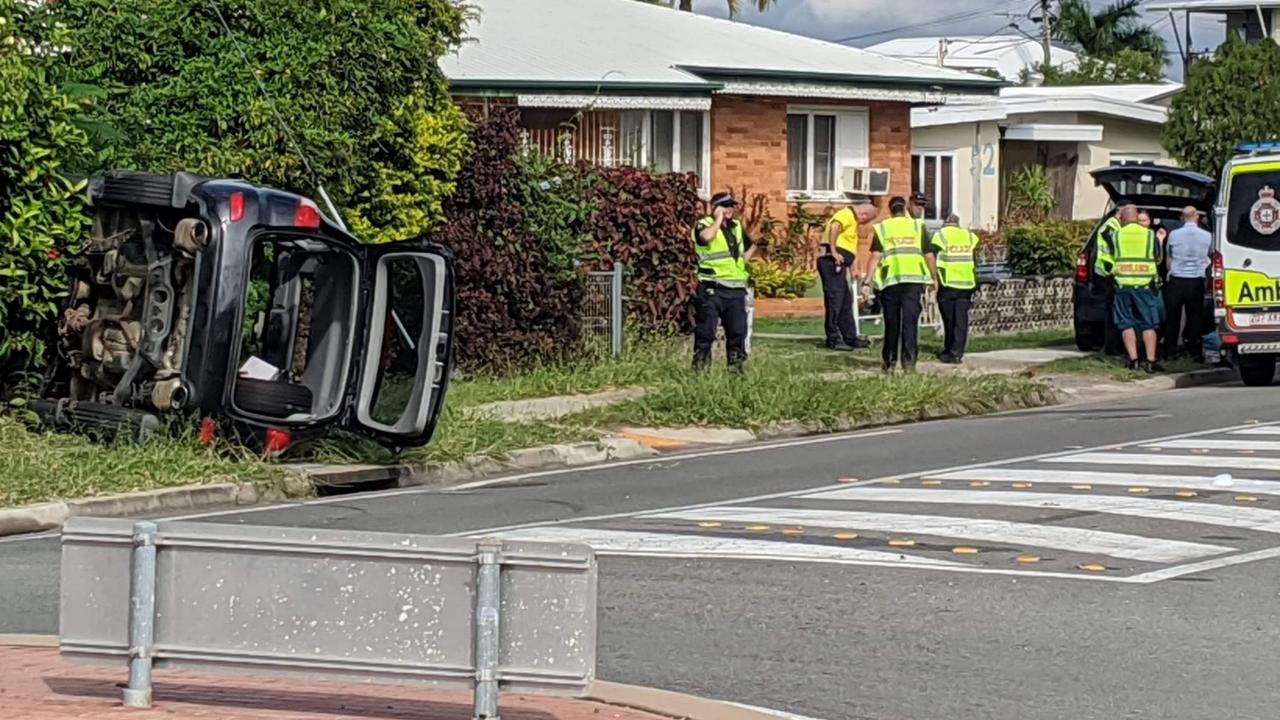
[473,537,503,720]
[610,262,624,357]
[123,521,158,709]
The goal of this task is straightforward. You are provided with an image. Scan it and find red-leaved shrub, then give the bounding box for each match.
[589,167,702,334]
[436,106,587,372]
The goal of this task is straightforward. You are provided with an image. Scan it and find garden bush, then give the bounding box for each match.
[1006,220,1096,277]
[44,0,470,244]
[748,259,815,299]
[437,106,590,373]
[590,167,702,334]
[1,1,99,391]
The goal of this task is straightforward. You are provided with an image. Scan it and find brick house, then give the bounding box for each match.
[440,0,999,264]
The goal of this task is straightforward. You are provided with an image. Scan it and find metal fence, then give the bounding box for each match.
[582,262,624,356]
[60,517,598,717]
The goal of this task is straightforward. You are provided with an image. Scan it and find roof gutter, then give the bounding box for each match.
[447,78,721,95]
[675,65,1006,94]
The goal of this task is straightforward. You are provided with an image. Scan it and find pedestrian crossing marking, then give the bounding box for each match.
[493,527,969,567]
[647,507,1233,562]
[1229,426,1280,435]
[1147,439,1280,452]
[805,487,1280,535]
[1041,451,1280,473]
[932,468,1280,497]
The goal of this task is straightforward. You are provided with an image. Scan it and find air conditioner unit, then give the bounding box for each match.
[841,166,891,196]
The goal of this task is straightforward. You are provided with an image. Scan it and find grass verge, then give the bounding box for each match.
[1030,354,1204,380]
[0,415,279,507]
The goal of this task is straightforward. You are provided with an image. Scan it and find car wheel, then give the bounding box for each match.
[1238,356,1277,387]
[234,377,315,417]
[1074,321,1103,351]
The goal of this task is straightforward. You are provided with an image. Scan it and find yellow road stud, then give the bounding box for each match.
[782,528,805,536]
[697,521,722,529]
[1011,482,1033,489]
[832,532,859,541]
[746,524,770,532]
[1016,555,1041,564]
[922,479,943,487]
[1078,562,1107,572]
[837,477,859,484]
[969,481,991,488]
[1176,490,1199,498]
[1128,487,1150,494]
[888,539,915,547]
[1236,495,1260,503]
[952,546,979,555]
[1071,484,1092,491]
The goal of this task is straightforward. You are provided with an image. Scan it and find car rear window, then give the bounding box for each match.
[1227,172,1280,251]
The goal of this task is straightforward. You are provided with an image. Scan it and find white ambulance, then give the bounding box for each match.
[1215,142,1280,385]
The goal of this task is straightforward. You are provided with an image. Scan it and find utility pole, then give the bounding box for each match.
[1039,0,1054,68]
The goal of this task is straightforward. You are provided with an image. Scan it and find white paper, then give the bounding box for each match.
[239,356,281,381]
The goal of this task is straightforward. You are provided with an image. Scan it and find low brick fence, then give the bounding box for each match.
[966,277,1074,335]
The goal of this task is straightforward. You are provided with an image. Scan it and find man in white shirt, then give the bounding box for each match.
[1162,206,1213,360]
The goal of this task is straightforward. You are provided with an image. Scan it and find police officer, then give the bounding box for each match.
[692,192,754,370]
[1095,204,1163,372]
[819,200,877,351]
[869,196,935,373]
[928,214,980,364]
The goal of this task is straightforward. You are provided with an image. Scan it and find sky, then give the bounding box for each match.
[682,0,1229,81]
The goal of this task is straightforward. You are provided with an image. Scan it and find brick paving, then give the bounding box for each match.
[1,645,667,720]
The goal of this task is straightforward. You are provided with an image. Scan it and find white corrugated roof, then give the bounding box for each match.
[1147,1,1280,11]
[441,0,1001,92]
[864,35,1079,82]
[912,85,1173,128]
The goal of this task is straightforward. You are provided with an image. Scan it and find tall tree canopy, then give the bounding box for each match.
[1053,0,1166,62]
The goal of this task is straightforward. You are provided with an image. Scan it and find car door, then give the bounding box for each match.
[1219,161,1280,329]
[1090,165,1217,212]
[346,240,455,450]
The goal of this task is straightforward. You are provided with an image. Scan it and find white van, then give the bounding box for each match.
[1215,142,1280,385]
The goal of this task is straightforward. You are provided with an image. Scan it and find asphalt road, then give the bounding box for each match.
[4,383,1280,719]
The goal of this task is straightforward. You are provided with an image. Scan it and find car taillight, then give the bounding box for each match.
[294,200,322,230]
[1222,333,1239,345]
[229,192,245,223]
[264,428,292,456]
[1075,252,1089,283]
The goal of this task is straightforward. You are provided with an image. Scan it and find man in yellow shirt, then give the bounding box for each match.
[820,200,878,350]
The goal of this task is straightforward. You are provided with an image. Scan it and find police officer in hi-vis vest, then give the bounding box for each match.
[927,213,980,364]
[691,192,755,370]
[1095,203,1164,373]
[869,196,935,373]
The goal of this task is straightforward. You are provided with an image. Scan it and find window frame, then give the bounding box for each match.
[911,150,958,222]
[623,109,711,196]
[785,106,870,202]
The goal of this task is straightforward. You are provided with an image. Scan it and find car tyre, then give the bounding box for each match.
[234,377,315,417]
[1074,321,1104,351]
[1238,356,1276,387]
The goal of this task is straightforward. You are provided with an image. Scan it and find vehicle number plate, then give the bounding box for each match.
[1239,312,1280,327]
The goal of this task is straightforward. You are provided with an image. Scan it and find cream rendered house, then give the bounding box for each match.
[909,84,1183,229]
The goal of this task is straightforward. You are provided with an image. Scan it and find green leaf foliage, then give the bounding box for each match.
[1164,36,1280,176]
[44,0,471,244]
[0,0,100,390]
[1031,49,1163,86]
[748,259,815,299]
[1006,220,1097,278]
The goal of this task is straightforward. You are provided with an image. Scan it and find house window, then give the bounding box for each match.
[620,110,710,193]
[911,152,955,221]
[786,107,869,198]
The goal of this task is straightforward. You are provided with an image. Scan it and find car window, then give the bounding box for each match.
[1226,173,1280,251]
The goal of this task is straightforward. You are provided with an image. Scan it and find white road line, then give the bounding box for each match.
[455,419,1280,538]
[932,468,1280,497]
[645,507,1234,563]
[1145,439,1280,451]
[489,527,965,567]
[804,487,1280,534]
[1129,545,1280,583]
[1045,452,1280,473]
[1229,426,1280,436]
[722,701,829,720]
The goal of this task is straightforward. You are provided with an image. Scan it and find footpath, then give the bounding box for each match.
[0,639,797,720]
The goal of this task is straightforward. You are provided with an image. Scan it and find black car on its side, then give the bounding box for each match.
[1072,165,1217,352]
[35,171,456,453]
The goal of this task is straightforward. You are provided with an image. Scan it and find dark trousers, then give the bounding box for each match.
[880,283,924,369]
[818,252,859,346]
[693,283,748,369]
[937,287,975,359]
[1163,276,1206,358]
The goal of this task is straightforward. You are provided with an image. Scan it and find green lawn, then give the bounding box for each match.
[1032,354,1204,380]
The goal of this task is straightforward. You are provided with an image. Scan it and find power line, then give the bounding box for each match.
[831,1,1026,44]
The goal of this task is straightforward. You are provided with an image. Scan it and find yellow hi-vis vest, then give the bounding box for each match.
[873,216,930,289]
[692,217,749,289]
[1098,223,1158,288]
[931,225,979,290]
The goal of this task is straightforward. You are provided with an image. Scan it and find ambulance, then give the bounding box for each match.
[1216,142,1280,385]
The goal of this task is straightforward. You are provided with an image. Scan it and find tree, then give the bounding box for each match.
[0,0,101,388]
[674,0,778,19]
[1025,47,1163,85]
[43,0,471,245]
[1053,0,1166,64]
[1163,35,1280,176]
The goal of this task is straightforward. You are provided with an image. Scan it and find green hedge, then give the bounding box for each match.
[1005,220,1097,277]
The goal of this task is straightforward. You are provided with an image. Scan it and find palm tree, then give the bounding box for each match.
[1053,0,1166,60]
[673,0,779,19]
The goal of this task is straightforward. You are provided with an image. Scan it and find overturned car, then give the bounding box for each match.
[34,172,455,452]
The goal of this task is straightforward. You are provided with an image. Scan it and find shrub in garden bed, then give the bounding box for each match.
[748,259,816,299]
[590,167,702,334]
[1006,220,1097,277]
